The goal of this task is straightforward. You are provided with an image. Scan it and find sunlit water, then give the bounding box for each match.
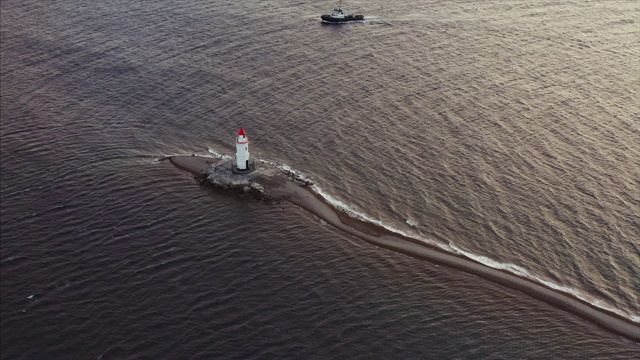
[1,0,638,358]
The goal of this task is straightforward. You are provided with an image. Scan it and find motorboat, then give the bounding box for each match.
[321,1,364,23]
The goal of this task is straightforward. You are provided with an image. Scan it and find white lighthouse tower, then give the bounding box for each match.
[235,128,250,171]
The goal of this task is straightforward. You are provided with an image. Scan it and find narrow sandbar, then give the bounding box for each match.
[166,155,640,342]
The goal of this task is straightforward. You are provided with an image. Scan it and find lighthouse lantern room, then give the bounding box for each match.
[235,128,250,171]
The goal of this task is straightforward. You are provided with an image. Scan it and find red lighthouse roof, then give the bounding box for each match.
[238,128,246,136]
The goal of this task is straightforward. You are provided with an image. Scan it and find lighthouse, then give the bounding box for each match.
[235,128,250,171]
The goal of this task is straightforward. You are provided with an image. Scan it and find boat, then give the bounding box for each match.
[321,1,364,23]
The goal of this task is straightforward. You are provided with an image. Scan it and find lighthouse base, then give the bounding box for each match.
[232,162,256,174]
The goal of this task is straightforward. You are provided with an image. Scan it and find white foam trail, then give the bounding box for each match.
[309,184,450,252]
[262,161,413,239]
[447,244,639,323]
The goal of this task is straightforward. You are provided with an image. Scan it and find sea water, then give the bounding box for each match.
[1,0,638,358]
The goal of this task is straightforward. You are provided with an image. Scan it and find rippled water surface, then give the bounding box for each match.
[1,0,639,358]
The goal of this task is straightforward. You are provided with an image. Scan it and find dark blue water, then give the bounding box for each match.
[2,0,638,358]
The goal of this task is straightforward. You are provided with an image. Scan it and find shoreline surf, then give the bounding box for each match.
[166,155,640,342]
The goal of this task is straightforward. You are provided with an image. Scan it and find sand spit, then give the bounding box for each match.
[165,155,640,342]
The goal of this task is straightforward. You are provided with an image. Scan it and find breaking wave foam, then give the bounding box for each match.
[447,244,639,323]
[207,148,233,160]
